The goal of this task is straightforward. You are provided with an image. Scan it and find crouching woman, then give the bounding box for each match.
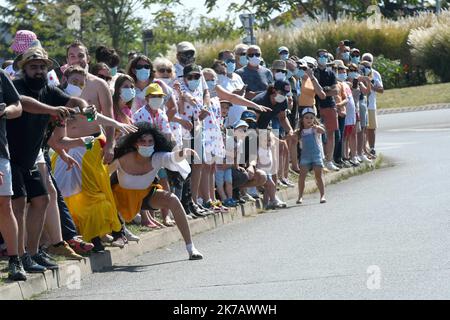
[110,122,203,260]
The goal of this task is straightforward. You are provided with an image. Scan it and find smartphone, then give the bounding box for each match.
[0,103,6,113]
[352,78,358,89]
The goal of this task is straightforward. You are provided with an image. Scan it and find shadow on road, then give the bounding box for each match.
[98,259,187,273]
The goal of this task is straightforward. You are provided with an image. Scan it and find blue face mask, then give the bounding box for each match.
[286,70,293,79]
[342,52,350,61]
[348,72,359,79]
[110,67,118,77]
[188,79,201,91]
[226,62,236,74]
[206,80,216,92]
[138,145,154,158]
[239,56,248,67]
[295,69,305,78]
[136,69,150,82]
[337,73,348,82]
[318,56,328,66]
[120,88,136,103]
[280,53,289,61]
[351,56,360,64]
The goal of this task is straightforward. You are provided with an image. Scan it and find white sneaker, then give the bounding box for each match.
[360,154,372,163]
[241,193,256,202]
[123,227,140,242]
[356,155,363,163]
[326,161,340,171]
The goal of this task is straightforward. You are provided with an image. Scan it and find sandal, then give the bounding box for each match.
[296,198,303,204]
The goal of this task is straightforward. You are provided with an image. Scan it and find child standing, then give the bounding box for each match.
[296,108,327,204]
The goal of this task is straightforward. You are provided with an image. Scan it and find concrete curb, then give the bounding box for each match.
[377,103,450,115]
[0,158,382,300]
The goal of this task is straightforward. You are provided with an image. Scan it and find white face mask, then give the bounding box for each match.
[274,72,286,81]
[274,94,286,103]
[249,56,262,66]
[65,83,83,97]
[148,97,164,110]
[137,145,154,158]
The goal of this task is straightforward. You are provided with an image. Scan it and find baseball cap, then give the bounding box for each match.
[11,30,38,54]
[145,83,166,96]
[177,41,196,53]
[302,56,317,68]
[274,80,291,95]
[278,46,289,54]
[302,108,316,116]
[272,60,287,71]
[241,110,257,122]
[233,120,249,129]
[183,64,201,77]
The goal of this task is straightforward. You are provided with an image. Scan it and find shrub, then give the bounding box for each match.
[408,21,450,83]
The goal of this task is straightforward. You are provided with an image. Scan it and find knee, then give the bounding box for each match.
[33,195,50,209]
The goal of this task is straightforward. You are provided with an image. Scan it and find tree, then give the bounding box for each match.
[204,0,431,26]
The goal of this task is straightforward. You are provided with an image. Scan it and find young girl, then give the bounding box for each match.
[296,108,327,204]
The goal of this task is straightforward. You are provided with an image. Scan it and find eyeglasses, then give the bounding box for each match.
[247,53,261,58]
[136,64,151,70]
[98,75,112,82]
[180,50,195,57]
[158,68,172,74]
[186,74,201,80]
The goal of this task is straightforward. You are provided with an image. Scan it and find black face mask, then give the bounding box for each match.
[25,73,47,91]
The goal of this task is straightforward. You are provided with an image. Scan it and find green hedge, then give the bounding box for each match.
[192,11,450,85]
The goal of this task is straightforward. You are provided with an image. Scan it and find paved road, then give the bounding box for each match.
[41,109,450,300]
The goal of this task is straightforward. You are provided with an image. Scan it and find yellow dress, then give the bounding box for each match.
[52,135,122,241]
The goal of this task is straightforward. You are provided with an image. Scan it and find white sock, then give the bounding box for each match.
[186,243,195,254]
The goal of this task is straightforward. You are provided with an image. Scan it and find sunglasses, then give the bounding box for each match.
[225,59,236,64]
[239,52,247,56]
[158,68,172,74]
[187,74,201,80]
[247,53,261,58]
[98,75,112,82]
[180,51,195,57]
[136,64,151,70]
[275,69,287,74]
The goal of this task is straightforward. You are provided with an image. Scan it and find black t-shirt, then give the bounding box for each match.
[252,91,288,130]
[0,70,21,160]
[7,78,70,169]
[315,68,337,108]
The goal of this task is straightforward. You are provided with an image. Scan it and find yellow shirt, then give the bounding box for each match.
[298,77,316,107]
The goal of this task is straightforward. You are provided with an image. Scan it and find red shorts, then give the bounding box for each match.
[344,125,356,137]
[320,108,338,132]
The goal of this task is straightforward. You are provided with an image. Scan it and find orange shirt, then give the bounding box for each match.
[298,77,316,107]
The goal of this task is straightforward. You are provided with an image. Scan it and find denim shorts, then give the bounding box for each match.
[215,168,233,186]
[359,100,368,128]
[300,158,324,170]
[0,158,13,196]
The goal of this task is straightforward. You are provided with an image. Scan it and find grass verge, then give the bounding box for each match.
[378,83,450,109]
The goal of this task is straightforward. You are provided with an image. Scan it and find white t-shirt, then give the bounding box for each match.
[218,73,247,127]
[342,82,356,126]
[368,69,383,111]
[132,107,171,135]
